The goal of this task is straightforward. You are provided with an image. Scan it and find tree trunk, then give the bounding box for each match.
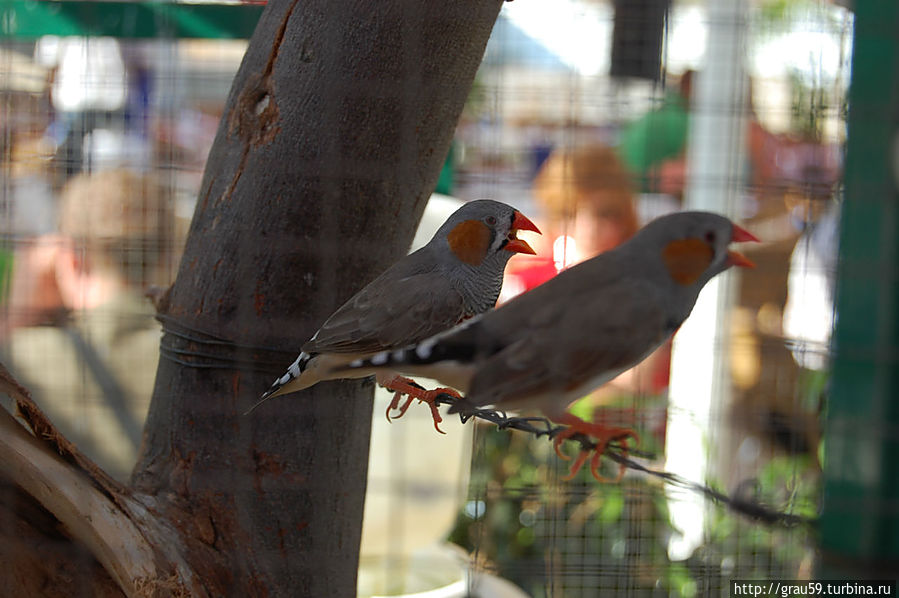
[127,0,504,596]
[2,0,503,595]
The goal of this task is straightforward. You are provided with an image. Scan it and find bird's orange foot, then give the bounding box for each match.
[385,390,416,422]
[551,413,639,482]
[380,375,461,434]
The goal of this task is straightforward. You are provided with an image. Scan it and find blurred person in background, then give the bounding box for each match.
[618,70,694,196]
[780,199,837,445]
[1,169,175,480]
[619,69,788,201]
[511,145,669,433]
[533,144,639,260]
[0,51,56,317]
[502,144,640,301]
[35,36,152,189]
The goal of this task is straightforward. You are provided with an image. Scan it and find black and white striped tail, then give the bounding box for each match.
[244,352,312,415]
[349,313,494,374]
[349,340,426,372]
[349,331,480,372]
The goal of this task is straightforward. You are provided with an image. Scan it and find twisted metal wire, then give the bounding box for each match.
[430,393,816,528]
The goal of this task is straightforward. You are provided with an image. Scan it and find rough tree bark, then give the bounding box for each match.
[0,0,504,596]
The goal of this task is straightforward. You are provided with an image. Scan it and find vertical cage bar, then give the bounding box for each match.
[820,0,899,578]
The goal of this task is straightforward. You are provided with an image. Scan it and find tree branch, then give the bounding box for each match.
[1,363,216,597]
[0,365,161,597]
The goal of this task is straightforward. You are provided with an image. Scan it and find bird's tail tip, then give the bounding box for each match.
[244,353,311,415]
[243,379,285,415]
[243,392,273,416]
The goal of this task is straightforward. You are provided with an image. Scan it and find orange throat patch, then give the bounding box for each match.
[447,219,491,266]
[662,238,714,285]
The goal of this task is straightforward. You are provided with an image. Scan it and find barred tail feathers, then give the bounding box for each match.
[347,335,477,395]
[244,352,313,415]
[348,336,444,371]
[269,352,315,397]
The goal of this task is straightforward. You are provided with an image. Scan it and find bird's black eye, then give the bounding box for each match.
[485,215,497,226]
[704,230,716,244]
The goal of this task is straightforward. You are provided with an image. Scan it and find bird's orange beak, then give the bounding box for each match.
[731,224,760,243]
[726,251,755,269]
[727,224,760,268]
[504,210,541,255]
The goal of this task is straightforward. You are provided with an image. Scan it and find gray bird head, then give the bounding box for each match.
[631,210,759,294]
[430,199,541,267]
[428,199,541,315]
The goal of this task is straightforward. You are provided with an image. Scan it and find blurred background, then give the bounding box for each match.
[2,0,892,596]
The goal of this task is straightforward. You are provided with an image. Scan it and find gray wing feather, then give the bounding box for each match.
[466,277,668,410]
[303,269,466,355]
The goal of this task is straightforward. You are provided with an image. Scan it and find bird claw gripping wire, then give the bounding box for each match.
[551,419,640,483]
[380,376,461,434]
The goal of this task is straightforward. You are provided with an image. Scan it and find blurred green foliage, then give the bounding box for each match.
[449,417,818,597]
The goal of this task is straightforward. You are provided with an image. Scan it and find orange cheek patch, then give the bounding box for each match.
[662,239,714,285]
[448,219,491,265]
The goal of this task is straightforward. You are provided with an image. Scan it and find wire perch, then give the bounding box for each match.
[418,389,816,529]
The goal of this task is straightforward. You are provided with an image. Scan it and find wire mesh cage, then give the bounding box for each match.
[1,19,249,479]
[445,1,850,596]
[0,0,881,596]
